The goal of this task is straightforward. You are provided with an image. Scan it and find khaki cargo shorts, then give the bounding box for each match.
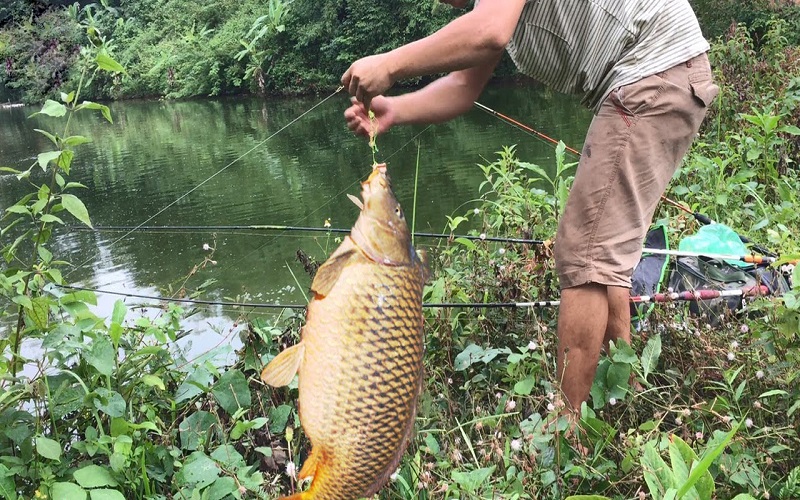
[555,52,719,289]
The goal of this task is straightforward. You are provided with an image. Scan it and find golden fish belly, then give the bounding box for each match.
[298,259,424,499]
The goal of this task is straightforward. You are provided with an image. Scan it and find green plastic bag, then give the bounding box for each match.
[678,223,749,267]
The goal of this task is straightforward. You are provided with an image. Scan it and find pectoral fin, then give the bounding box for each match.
[261,342,305,387]
[311,237,362,297]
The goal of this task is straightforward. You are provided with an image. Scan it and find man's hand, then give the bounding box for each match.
[343,96,394,138]
[341,54,395,111]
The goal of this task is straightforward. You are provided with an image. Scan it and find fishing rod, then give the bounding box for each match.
[68,225,548,245]
[57,284,769,310]
[71,224,793,265]
[473,101,777,256]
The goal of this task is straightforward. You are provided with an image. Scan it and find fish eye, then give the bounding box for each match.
[395,205,404,218]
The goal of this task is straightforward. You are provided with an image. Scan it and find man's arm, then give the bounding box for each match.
[344,55,501,137]
[342,0,525,108]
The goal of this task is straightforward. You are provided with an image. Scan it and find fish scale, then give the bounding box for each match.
[262,163,427,500]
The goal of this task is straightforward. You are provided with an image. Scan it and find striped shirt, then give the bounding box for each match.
[504,0,710,111]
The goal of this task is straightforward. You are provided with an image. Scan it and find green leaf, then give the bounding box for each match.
[111,300,126,324]
[38,151,62,170]
[40,214,65,224]
[205,476,237,500]
[778,125,800,135]
[268,405,292,434]
[230,417,267,440]
[177,451,220,489]
[641,334,661,382]
[84,335,115,376]
[454,237,477,250]
[34,128,59,145]
[78,101,113,124]
[74,464,118,488]
[63,136,92,147]
[0,464,16,499]
[513,377,536,396]
[96,50,125,74]
[32,99,67,118]
[175,366,213,402]
[61,194,92,228]
[179,411,217,451]
[758,389,788,398]
[565,497,613,500]
[36,436,62,461]
[51,482,87,500]
[142,375,165,391]
[642,441,674,496]
[677,422,741,498]
[89,490,125,500]
[212,369,251,414]
[451,466,495,494]
[61,91,75,104]
[92,388,126,418]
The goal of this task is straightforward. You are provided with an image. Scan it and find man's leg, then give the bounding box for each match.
[556,284,630,411]
[556,283,608,411]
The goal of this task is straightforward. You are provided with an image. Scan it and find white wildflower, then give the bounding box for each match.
[528,340,539,350]
[682,408,691,417]
[745,418,754,428]
[505,400,517,411]
[695,431,703,440]
[473,208,481,215]
[609,397,617,406]
[756,370,765,379]
[675,417,682,425]
[390,470,400,482]
[498,248,506,255]
[510,439,523,452]
[731,340,739,349]
[479,233,487,240]
[546,403,555,412]
[202,243,211,251]
[740,324,749,334]
[285,462,296,479]
[727,352,735,361]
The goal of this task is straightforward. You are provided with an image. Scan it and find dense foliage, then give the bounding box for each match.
[8,0,798,103]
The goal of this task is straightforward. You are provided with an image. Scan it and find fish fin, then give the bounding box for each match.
[260,342,305,387]
[311,237,362,297]
[347,193,364,210]
[416,248,432,283]
[297,445,323,480]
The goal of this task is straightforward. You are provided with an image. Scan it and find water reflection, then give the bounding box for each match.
[0,83,592,357]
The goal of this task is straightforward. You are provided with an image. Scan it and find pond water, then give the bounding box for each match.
[0,83,592,360]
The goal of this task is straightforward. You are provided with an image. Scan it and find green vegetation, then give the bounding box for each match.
[2,6,800,500]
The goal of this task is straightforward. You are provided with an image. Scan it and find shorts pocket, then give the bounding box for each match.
[688,72,720,107]
[611,74,665,116]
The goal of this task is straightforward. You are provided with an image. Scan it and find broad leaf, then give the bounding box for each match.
[212,369,251,414]
[38,151,62,170]
[176,451,220,489]
[61,194,93,228]
[32,99,67,118]
[641,334,662,382]
[36,436,62,461]
[51,482,87,500]
[451,466,495,494]
[96,51,125,74]
[74,464,118,488]
[89,490,126,500]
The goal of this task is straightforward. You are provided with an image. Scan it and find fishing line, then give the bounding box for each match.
[170,125,437,277]
[64,86,346,280]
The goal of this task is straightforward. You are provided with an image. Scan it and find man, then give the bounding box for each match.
[341,0,718,422]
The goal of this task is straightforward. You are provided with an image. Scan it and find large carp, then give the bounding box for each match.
[261,163,428,500]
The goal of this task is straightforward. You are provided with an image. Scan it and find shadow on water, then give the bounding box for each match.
[0,82,592,359]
